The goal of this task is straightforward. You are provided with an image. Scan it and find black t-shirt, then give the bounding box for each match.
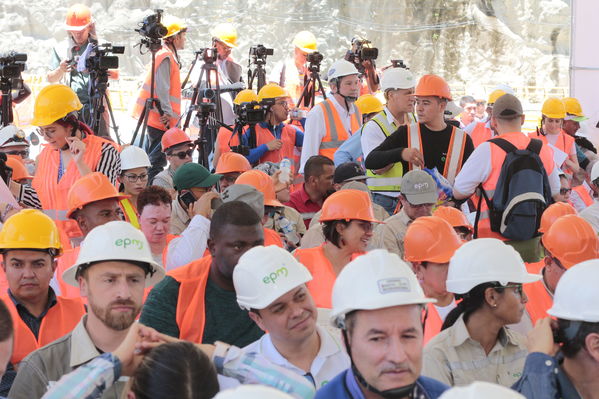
[364,122,474,174]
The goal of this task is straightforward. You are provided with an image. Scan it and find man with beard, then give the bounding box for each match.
[8,221,165,399]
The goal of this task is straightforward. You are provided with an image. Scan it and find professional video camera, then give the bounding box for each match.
[198,47,218,64]
[230,99,274,155]
[390,59,408,69]
[247,45,274,91]
[307,51,324,66]
[345,38,379,73]
[250,44,274,61]
[85,43,125,71]
[0,52,27,89]
[136,9,167,40]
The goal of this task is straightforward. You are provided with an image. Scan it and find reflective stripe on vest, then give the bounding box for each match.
[366,111,404,192]
[1,294,85,365]
[572,185,594,207]
[120,197,140,229]
[406,123,466,184]
[318,99,362,159]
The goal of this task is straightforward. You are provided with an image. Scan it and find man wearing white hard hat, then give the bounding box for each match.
[513,259,599,398]
[315,249,448,398]
[299,59,362,173]
[579,161,599,232]
[440,381,525,398]
[361,66,416,214]
[9,221,165,399]
[233,245,349,389]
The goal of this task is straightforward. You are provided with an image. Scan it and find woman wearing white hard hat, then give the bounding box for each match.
[118,145,151,228]
[422,238,541,387]
[439,381,525,399]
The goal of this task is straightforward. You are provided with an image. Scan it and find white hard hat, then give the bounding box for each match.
[214,385,294,399]
[439,381,525,399]
[548,259,599,322]
[327,59,360,81]
[120,145,151,171]
[444,101,464,119]
[493,84,515,95]
[380,68,415,91]
[62,221,165,287]
[331,249,435,328]
[591,161,599,182]
[446,238,541,294]
[0,124,28,148]
[233,245,313,310]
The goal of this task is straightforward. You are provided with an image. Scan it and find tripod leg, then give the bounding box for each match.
[103,92,121,145]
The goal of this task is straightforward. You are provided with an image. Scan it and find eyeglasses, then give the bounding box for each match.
[275,100,289,109]
[123,173,149,183]
[502,284,524,297]
[168,149,193,159]
[5,150,29,158]
[550,255,568,272]
[560,188,572,195]
[37,127,58,139]
[220,175,238,184]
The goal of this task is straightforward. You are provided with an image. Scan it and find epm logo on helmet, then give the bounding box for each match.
[115,238,144,250]
[263,267,289,284]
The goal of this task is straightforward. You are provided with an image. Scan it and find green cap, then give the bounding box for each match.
[173,163,222,191]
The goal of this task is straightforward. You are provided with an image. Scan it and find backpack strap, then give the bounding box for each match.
[473,184,492,239]
[488,137,518,154]
[526,138,543,155]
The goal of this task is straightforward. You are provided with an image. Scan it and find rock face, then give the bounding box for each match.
[1,0,570,98]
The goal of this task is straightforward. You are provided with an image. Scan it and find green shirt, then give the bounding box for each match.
[50,39,91,105]
[140,275,264,346]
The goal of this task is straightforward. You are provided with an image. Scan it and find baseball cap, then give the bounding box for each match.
[221,184,264,217]
[173,163,222,191]
[401,170,438,205]
[492,94,524,119]
[334,162,367,184]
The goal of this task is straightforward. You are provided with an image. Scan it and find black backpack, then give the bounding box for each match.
[474,138,553,240]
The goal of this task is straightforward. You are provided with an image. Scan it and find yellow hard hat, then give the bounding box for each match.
[257,83,289,102]
[562,97,588,122]
[212,23,238,48]
[487,89,506,105]
[0,209,62,255]
[31,84,83,126]
[355,94,384,115]
[292,31,317,53]
[542,97,566,119]
[233,89,258,105]
[163,16,187,39]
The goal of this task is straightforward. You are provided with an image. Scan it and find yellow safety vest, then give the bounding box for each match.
[366,110,404,192]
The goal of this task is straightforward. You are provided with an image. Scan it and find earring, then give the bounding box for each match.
[492,303,498,308]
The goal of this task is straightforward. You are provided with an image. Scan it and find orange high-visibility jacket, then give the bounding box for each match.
[317,99,361,160]
[470,121,492,148]
[254,124,298,175]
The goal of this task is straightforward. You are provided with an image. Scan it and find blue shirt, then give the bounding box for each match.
[334,126,364,167]
[512,352,581,399]
[315,367,448,399]
[242,122,304,164]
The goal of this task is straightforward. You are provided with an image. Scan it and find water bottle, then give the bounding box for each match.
[278,215,300,245]
[279,158,292,185]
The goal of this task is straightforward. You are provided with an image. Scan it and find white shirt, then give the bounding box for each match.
[453,137,560,198]
[165,214,210,271]
[580,200,599,233]
[299,96,358,173]
[242,325,350,389]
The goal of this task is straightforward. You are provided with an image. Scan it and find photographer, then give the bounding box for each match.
[132,16,186,183]
[47,4,110,137]
[345,38,380,94]
[241,84,303,170]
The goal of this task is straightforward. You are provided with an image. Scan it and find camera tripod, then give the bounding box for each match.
[297,61,327,109]
[88,69,122,144]
[130,38,166,149]
[247,57,267,92]
[0,82,12,127]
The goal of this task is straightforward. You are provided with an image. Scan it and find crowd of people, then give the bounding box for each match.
[0,3,598,399]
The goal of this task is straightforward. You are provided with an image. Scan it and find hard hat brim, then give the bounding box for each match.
[296,46,317,54]
[62,258,165,288]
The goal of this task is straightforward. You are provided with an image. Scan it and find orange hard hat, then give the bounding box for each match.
[161,128,191,152]
[433,206,472,231]
[404,216,463,263]
[539,202,576,233]
[413,74,452,100]
[235,169,283,207]
[319,189,380,223]
[65,4,92,31]
[541,215,599,268]
[67,172,129,218]
[216,152,251,174]
[6,156,33,181]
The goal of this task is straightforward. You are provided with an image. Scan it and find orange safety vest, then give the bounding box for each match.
[216,125,240,156]
[120,197,140,229]
[169,255,212,343]
[532,130,575,167]
[406,123,467,184]
[132,46,181,130]
[264,228,285,248]
[424,303,444,346]
[32,135,117,250]
[572,185,594,208]
[317,98,361,160]
[470,121,493,148]
[1,294,85,365]
[523,269,553,325]
[293,244,364,309]
[476,132,556,240]
[254,124,298,173]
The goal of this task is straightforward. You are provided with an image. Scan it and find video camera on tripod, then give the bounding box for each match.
[247,44,274,91]
[345,38,379,74]
[198,47,218,64]
[136,9,167,41]
[0,51,27,126]
[230,98,274,156]
[84,43,124,71]
[295,50,326,111]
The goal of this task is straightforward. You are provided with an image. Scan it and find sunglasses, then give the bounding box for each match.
[5,150,29,158]
[168,149,193,159]
[559,188,572,195]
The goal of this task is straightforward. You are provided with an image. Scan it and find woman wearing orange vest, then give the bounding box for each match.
[404,216,463,345]
[31,84,120,251]
[526,215,599,325]
[293,189,380,308]
[0,210,85,369]
[118,145,152,229]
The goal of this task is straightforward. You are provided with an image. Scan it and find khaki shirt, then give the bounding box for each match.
[371,208,412,258]
[170,197,190,235]
[265,206,307,236]
[422,314,528,387]
[9,316,126,399]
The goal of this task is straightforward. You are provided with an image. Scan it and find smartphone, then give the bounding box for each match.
[179,191,197,208]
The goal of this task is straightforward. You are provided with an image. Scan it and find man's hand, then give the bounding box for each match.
[159,114,171,129]
[188,192,219,219]
[401,148,424,168]
[113,323,164,376]
[527,317,560,356]
[266,139,283,151]
[66,137,87,164]
[59,59,73,74]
